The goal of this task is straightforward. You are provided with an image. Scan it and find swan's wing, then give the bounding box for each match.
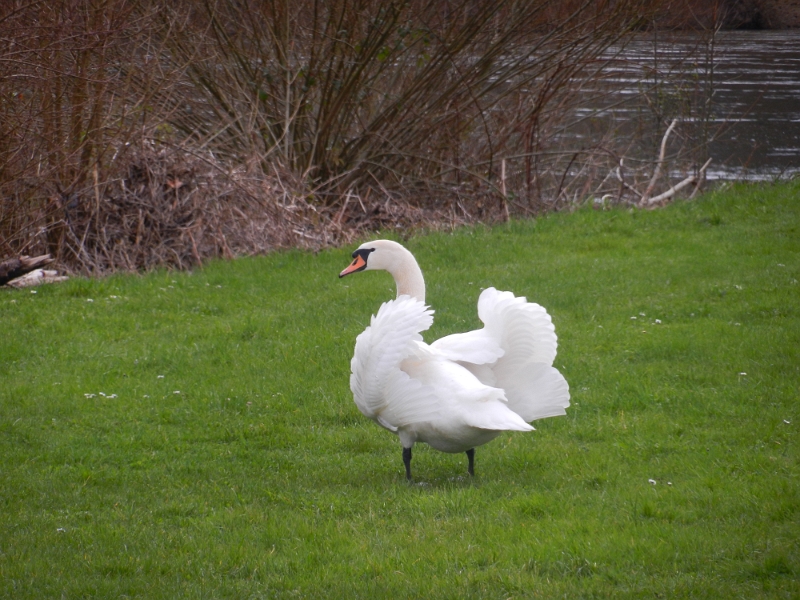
[493,360,570,422]
[430,329,504,365]
[429,287,508,365]
[477,287,558,365]
[462,395,534,431]
[350,296,436,430]
[400,355,533,432]
[429,286,558,367]
[477,287,570,421]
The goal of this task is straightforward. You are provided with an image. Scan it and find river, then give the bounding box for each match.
[707,30,800,180]
[578,30,800,181]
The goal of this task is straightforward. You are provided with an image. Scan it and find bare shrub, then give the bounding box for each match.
[155,0,652,207]
[0,0,176,264]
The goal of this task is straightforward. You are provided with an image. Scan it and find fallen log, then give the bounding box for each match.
[0,254,54,286]
[7,269,69,288]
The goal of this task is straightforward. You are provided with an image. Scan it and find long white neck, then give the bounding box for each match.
[359,239,427,302]
[391,256,426,302]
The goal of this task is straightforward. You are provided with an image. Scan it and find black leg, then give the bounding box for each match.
[402,447,413,481]
[466,448,475,477]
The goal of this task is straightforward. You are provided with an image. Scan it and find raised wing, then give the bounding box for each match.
[432,287,569,422]
[430,287,558,367]
[350,295,435,430]
[429,328,504,365]
[478,287,569,421]
[477,287,558,366]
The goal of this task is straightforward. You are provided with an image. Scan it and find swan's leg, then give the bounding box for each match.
[402,447,413,481]
[466,448,475,477]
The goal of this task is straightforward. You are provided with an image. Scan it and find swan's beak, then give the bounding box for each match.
[339,254,367,278]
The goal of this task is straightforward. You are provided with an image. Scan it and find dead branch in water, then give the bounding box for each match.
[641,118,678,204]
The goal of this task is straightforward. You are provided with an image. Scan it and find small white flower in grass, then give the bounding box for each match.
[784,420,791,425]
[157,375,164,379]
[84,393,96,398]
[31,290,37,294]
[648,479,657,485]
[639,312,645,316]
[667,482,673,486]
[739,372,747,376]
[655,319,661,324]
[57,527,66,533]
[143,395,150,398]
[630,316,637,320]
[173,390,181,394]
[87,298,93,302]
[734,285,743,290]
[108,394,117,399]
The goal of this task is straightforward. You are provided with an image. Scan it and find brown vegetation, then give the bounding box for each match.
[2,0,722,274]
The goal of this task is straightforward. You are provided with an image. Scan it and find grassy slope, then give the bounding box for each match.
[1,182,797,598]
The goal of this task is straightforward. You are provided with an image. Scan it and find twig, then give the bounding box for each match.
[688,158,712,199]
[334,191,351,227]
[500,159,510,222]
[615,159,642,199]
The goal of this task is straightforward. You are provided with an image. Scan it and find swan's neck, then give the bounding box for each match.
[390,253,426,302]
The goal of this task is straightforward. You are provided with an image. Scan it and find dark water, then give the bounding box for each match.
[708,31,800,179]
[582,30,800,181]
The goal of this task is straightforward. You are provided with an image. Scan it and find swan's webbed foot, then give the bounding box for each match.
[402,447,413,481]
[466,448,475,477]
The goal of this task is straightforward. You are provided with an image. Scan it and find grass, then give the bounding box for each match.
[1,181,798,598]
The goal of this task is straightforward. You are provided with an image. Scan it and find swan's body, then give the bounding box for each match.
[339,240,569,479]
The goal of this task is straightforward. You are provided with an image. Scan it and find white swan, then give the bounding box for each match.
[339,239,569,480]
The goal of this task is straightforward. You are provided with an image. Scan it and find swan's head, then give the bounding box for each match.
[339,239,426,301]
[339,240,409,278]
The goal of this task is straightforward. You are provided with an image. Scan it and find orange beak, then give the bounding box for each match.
[339,254,367,278]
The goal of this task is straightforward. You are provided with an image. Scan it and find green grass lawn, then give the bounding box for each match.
[1,182,798,598]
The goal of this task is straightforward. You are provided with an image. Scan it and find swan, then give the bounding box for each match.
[339,239,569,480]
